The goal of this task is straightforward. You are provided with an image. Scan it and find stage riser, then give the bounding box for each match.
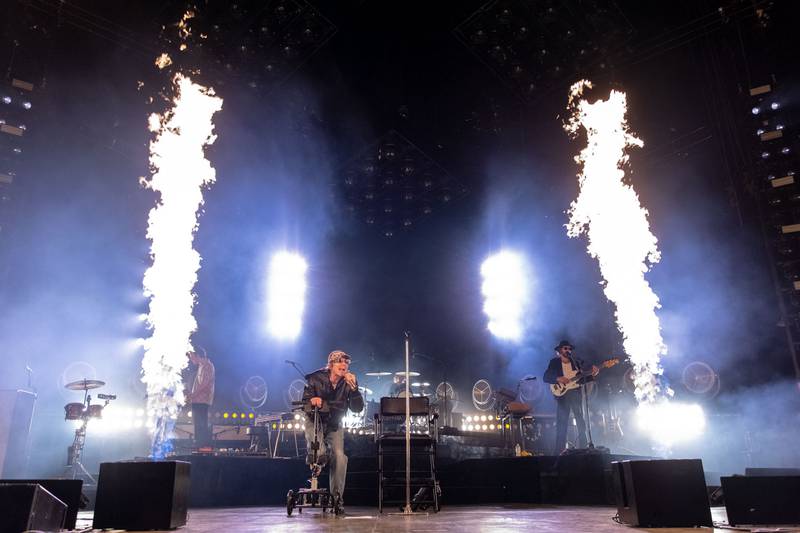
[173,453,644,507]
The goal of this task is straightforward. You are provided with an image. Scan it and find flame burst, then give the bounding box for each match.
[564,80,665,403]
[141,73,222,456]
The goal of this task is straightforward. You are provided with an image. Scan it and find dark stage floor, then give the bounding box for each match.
[73,505,760,533]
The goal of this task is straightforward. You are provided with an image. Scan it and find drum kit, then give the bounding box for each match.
[63,378,116,485]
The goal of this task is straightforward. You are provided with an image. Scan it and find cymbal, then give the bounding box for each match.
[395,371,420,377]
[411,382,423,387]
[65,379,105,391]
[358,386,373,395]
[365,371,392,377]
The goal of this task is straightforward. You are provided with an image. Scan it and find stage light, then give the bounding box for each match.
[187,411,192,418]
[468,424,475,431]
[1,96,10,104]
[481,250,529,341]
[294,413,301,420]
[762,151,770,159]
[223,412,229,418]
[22,101,31,110]
[249,413,254,419]
[771,102,779,110]
[267,251,308,340]
[480,415,487,422]
[777,124,784,130]
[635,401,705,445]
[232,413,238,419]
[757,128,765,135]
[782,147,791,154]
[751,106,760,115]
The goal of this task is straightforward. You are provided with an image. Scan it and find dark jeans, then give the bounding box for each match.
[192,403,211,447]
[305,422,347,499]
[555,388,587,453]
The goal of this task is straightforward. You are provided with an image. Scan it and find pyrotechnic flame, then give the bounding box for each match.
[141,73,222,457]
[564,80,666,403]
[177,10,195,40]
[154,53,173,70]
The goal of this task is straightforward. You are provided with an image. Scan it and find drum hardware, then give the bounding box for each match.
[365,371,392,377]
[62,378,116,486]
[64,378,105,391]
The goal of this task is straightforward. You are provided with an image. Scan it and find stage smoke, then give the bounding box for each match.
[564,80,665,403]
[140,71,223,457]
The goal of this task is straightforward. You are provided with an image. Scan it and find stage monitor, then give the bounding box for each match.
[612,459,712,527]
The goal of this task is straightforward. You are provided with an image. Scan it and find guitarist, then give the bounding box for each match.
[543,340,598,454]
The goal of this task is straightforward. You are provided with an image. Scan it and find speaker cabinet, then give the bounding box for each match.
[721,475,800,526]
[0,479,82,529]
[93,461,190,530]
[612,459,712,527]
[0,389,36,478]
[0,483,67,533]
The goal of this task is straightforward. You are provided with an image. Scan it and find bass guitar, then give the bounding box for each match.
[550,358,620,397]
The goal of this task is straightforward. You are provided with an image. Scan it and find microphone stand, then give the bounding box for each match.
[403,331,412,514]
[569,354,595,450]
[285,360,307,380]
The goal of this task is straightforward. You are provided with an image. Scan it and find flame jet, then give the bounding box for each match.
[141,73,222,457]
[564,80,665,403]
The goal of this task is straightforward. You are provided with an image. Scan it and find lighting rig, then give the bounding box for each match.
[160,0,336,94]
[0,0,53,265]
[454,0,632,102]
[751,82,800,378]
[337,130,467,238]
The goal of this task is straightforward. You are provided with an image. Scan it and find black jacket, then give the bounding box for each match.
[302,368,364,430]
[543,357,595,388]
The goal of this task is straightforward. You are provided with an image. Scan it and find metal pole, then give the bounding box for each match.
[403,331,412,514]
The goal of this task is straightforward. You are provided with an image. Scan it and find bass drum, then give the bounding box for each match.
[86,404,104,418]
[64,402,85,420]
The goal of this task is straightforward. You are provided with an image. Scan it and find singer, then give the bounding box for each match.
[302,350,364,511]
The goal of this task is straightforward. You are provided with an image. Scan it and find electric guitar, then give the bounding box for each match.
[550,358,620,397]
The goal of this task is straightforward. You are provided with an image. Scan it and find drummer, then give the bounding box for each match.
[389,374,407,397]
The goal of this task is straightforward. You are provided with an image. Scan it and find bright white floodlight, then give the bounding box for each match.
[481,251,528,341]
[635,401,705,446]
[268,251,308,340]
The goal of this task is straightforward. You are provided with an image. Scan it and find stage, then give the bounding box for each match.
[168,452,652,508]
[74,505,741,533]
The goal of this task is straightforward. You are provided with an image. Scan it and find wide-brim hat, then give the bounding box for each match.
[554,340,574,351]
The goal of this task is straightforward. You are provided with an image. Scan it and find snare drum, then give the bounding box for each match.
[64,402,85,420]
[86,404,103,418]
